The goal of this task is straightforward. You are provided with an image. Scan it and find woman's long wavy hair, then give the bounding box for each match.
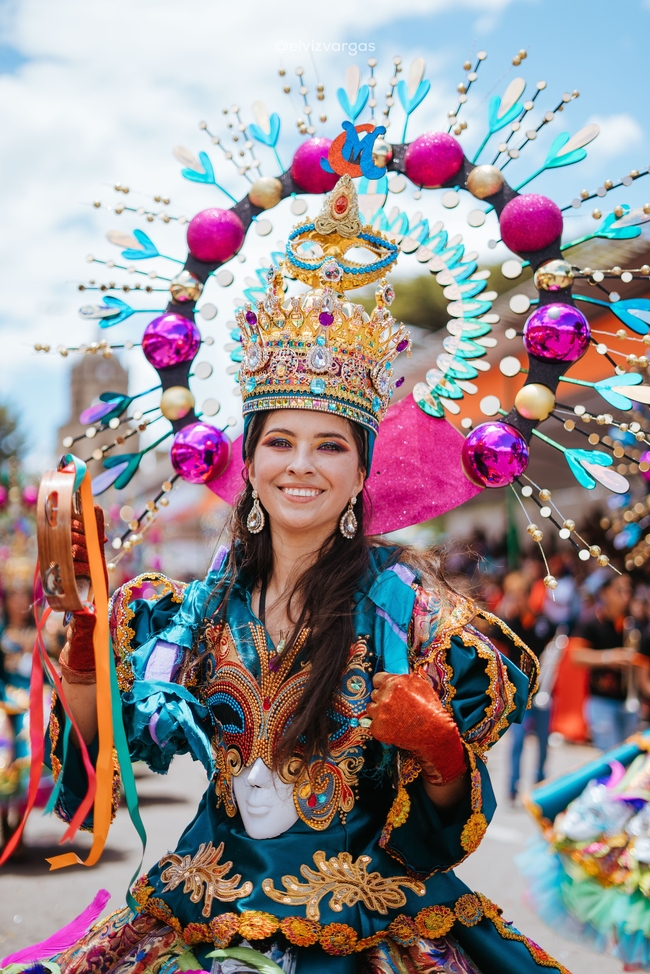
[209,409,454,772]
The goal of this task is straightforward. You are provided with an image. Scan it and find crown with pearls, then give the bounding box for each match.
[238,176,410,436]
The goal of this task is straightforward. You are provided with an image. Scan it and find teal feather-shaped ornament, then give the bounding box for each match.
[564,448,628,492]
[120,229,159,261]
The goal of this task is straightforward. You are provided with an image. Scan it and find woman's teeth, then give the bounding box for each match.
[281,487,322,497]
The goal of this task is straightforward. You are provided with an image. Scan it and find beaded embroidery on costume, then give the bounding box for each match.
[205,622,374,829]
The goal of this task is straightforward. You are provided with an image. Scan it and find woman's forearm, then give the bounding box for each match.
[423,769,470,810]
[61,678,98,746]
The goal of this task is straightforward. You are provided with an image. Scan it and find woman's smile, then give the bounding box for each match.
[277,485,324,501]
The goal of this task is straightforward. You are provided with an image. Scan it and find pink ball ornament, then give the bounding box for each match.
[404,132,464,188]
[499,194,563,253]
[0,486,7,507]
[187,208,245,263]
[142,314,201,370]
[22,484,38,505]
[461,422,530,488]
[170,422,231,484]
[290,138,338,194]
[523,303,590,362]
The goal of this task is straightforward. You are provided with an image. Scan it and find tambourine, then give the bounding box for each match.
[36,460,87,612]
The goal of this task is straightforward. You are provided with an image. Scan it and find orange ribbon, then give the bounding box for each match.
[47,469,112,869]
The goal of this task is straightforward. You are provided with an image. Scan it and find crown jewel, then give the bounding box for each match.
[238,176,410,436]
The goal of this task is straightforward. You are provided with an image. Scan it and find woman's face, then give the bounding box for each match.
[247,410,365,541]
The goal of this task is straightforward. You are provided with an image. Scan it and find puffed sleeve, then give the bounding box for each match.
[378,581,538,878]
[110,572,214,775]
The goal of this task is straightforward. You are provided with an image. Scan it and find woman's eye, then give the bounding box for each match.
[266,437,291,448]
[318,441,344,452]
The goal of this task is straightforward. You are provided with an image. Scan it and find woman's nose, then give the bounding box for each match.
[286,448,316,476]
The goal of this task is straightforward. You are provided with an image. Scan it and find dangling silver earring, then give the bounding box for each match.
[339,495,358,539]
[247,489,265,534]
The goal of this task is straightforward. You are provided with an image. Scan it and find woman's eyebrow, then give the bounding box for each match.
[263,428,349,441]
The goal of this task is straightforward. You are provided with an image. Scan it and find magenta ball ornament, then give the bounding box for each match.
[170,422,231,484]
[142,313,201,369]
[291,138,338,194]
[461,422,530,488]
[523,303,590,362]
[499,194,563,253]
[186,208,245,263]
[404,132,464,188]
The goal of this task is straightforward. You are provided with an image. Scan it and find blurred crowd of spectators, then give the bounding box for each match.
[446,529,650,802]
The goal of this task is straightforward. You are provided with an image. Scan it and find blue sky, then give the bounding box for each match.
[1,0,649,468]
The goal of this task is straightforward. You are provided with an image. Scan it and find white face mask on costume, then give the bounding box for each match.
[232,758,299,839]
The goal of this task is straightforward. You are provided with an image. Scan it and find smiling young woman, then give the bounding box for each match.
[31,180,564,974]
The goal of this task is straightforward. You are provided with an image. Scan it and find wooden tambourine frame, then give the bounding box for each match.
[37,464,87,613]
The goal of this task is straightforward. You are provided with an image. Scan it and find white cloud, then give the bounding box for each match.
[582,113,644,161]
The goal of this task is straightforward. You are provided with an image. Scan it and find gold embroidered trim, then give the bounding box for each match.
[136,888,540,959]
[159,841,253,918]
[49,692,61,782]
[475,607,540,706]
[110,573,186,691]
[478,894,570,973]
[261,850,425,921]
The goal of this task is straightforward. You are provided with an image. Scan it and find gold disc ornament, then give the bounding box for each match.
[160,386,195,420]
[514,383,556,421]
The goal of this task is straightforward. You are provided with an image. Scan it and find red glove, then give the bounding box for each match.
[366,672,467,785]
[59,505,107,684]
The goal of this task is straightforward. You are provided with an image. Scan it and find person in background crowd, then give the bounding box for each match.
[499,572,554,803]
[572,570,636,750]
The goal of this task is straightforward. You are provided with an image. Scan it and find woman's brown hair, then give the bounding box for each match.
[207,410,454,771]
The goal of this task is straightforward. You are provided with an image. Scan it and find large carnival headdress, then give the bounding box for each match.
[35,51,650,574]
[238,175,409,439]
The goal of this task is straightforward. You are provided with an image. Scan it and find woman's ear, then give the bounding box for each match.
[245,458,255,491]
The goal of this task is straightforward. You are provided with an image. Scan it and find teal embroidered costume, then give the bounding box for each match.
[46,545,570,973]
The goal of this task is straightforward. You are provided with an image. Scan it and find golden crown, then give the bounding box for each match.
[237,176,410,436]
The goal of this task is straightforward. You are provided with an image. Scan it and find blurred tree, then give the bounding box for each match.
[0,408,23,464]
[0,404,25,468]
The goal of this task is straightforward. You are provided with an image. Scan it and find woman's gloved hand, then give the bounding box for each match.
[366,671,467,785]
[59,505,108,685]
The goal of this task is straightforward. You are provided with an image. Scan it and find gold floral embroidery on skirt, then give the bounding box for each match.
[262,850,425,921]
[159,841,252,918]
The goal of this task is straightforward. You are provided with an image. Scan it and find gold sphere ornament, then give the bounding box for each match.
[170,270,203,304]
[466,165,505,200]
[248,176,283,210]
[533,259,574,292]
[544,574,558,590]
[160,386,195,421]
[514,383,556,421]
